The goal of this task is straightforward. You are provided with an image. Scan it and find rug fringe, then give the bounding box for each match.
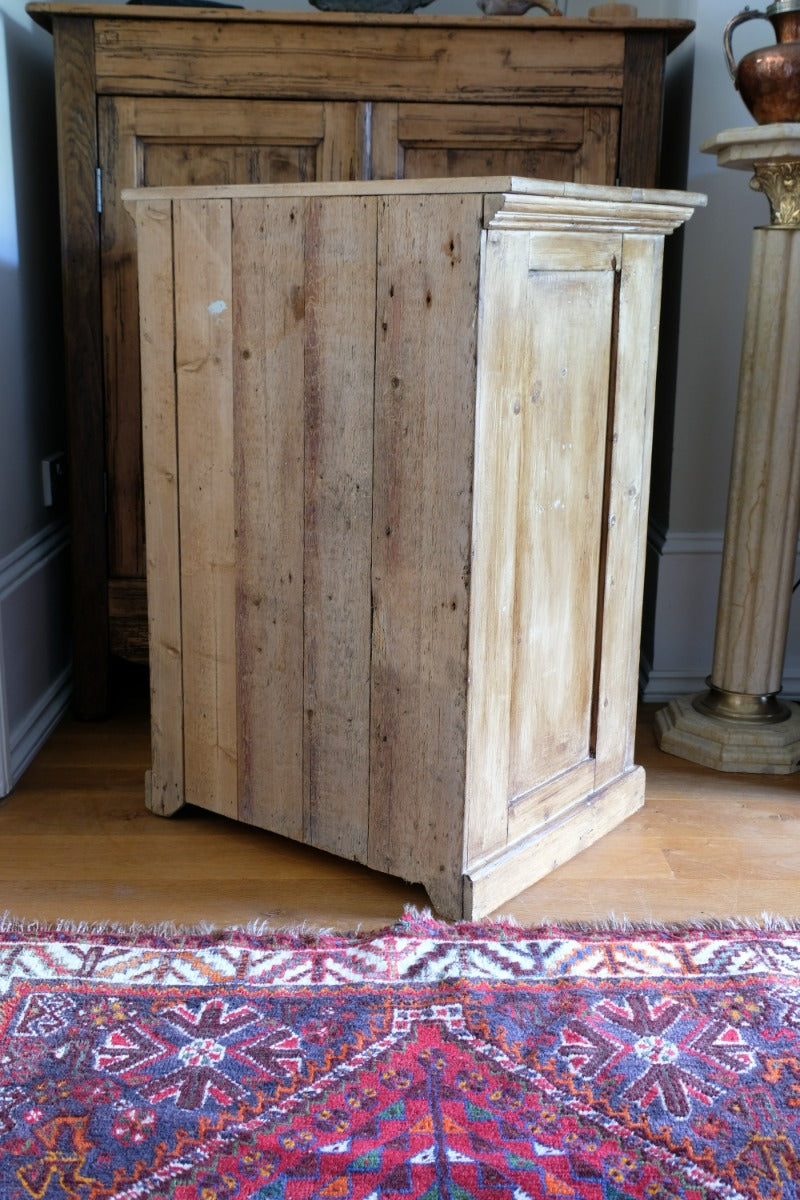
[2,906,800,943]
[398,907,800,936]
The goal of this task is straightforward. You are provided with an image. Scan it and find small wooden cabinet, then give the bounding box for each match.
[126,176,701,919]
[28,2,692,717]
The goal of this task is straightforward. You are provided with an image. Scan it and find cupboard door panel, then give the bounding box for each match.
[465,229,619,864]
[371,103,619,185]
[98,96,362,584]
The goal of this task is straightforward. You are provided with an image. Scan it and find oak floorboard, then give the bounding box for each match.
[2,667,799,931]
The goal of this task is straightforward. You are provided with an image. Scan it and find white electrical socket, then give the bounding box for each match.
[42,452,67,509]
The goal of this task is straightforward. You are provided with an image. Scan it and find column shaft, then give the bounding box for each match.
[711,227,800,696]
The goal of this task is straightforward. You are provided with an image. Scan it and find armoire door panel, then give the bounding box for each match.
[98,95,362,583]
[371,103,619,185]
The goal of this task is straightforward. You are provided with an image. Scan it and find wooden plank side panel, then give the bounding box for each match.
[370,192,482,917]
[302,196,376,861]
[173,198,238,819]
[99,93,360,586]
[231,198,306,840]
[133,198,184,817]
[594,234,664,781]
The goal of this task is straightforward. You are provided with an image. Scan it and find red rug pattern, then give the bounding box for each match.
[0,912,799,1198]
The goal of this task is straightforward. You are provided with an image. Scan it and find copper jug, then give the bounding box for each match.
[724,0,800,123]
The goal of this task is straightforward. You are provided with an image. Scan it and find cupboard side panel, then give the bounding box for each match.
[302,196,376,860]
[134,199,184,817]
[173,198,238,819]
[369,192,482,915]
[231,198,307,839]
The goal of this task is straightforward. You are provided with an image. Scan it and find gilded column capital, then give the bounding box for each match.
[701,126,800,223]
[750,160,800,225]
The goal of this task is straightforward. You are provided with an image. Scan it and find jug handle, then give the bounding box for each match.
[724,7,770,81]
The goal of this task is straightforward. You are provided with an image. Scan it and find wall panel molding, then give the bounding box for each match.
[0,521,72,796]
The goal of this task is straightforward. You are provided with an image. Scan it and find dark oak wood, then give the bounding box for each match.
[28,3,693,717]
[620,30,668,187]
[51,17,109,719]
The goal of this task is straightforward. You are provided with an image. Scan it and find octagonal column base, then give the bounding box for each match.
[654,694,800,774]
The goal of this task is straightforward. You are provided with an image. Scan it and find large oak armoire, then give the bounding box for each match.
[27,2,693,717]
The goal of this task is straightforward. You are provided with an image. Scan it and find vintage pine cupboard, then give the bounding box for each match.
[27,2,693,717]
[125,176,701,920]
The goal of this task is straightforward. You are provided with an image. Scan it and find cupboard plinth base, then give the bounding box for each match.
[463,767,645,920]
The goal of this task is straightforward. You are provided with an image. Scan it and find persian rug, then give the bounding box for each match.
[0,912,799,1199]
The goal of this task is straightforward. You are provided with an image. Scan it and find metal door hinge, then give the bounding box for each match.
[96,168,103,214]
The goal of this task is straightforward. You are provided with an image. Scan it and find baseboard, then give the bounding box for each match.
[641,525,800,703]
[0,522,72,796]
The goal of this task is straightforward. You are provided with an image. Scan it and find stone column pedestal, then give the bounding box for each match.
[656,125,800,773]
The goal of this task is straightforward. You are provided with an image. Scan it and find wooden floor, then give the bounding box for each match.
[3,664,799,932]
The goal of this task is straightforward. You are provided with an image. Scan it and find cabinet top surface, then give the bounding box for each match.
[27,2,693,38]
[121,173,707,209]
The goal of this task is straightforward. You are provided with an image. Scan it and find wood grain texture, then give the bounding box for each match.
[594,235,662,781]
[99,95,362,586]
[231,198,305,841]
[619,31,666,186]
[368,192,482,917]
[173,198,238,820]
[98,96,147,582]
[51,17,109,719]
[108,580,149,663]
[466,767,645,918]
[506,247,614,798]
[130,198,184,818]
[378,103,619,187]
[465,228,619,871]
[90,19,627,105]
[301,197,376,861]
